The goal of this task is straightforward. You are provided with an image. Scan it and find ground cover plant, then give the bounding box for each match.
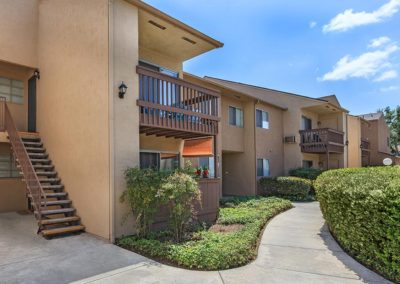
[118,197,292,270]
[315,166,400,283]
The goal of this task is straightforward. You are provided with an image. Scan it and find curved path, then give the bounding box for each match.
[74,202,389,284]
[0,203,390,284]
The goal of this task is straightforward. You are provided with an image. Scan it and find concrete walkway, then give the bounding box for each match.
[0,203,391,284]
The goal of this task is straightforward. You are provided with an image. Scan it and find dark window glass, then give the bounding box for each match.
[302,160,313,168]
[256,109,269,129]
[140,152,159,170]
[301,116,312,130]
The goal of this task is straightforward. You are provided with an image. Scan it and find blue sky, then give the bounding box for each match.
[144,0,400,114]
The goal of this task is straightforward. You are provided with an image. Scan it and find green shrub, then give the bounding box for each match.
[315,166,400,283]
[120,168,166,237]
[289,167,323,180]
[259,176,312,201]
[158,172,200,242]
[118,197,292,270]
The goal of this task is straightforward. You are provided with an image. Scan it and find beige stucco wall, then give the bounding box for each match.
[0,143,27,212]
[111,0,141,238]
[36,0,110,239]
[347,116,362,168]
[221,96,245,152]
[255,102,284,177]
[0,63,32,132]
[362,117,392,166]
[0,0,38,68]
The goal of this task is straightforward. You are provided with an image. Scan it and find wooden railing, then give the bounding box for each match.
[299,128,344,153]
[0,99,46,223]
[0,97,5,131]
[361,138,370,151]
[137,66,220,137]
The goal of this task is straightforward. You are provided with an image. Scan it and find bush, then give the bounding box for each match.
[289,167,323,180]
[259,177,312,201]
[315,166,400,283]
[120,168,166,237]
[158,172,200,242]
[118,197,292,270]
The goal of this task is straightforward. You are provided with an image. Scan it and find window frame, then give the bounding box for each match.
[256,158,270,177]
[139,150,180,171]
[301,115,312,130]
[256,109,270,129]
[302,160,313,169]
[0,152,20,179]
[228,106,244,128]
[0,76,24,105]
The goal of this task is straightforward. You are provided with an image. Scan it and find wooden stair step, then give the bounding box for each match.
[42,184,64,190]
[35,171,57,177]
[35,208,75,215]
[29,159,52,164]
[29,192,67,198]
[22,141,43,147]
[28,153,48,158]
[33,165,54,170]
[41,225,85,237]
[39,216,80,226]
[41,200,71,206]
[25,147,46,153]
[38,178,61,183]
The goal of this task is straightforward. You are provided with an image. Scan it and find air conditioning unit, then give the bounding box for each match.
[284,135,296,144]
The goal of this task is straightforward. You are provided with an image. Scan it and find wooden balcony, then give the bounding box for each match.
[137,66,220,139]
[361,138,370,152]
[299,128,345,154]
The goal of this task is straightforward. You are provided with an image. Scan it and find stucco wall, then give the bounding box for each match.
[0,0,38,68]
[347,116,362,168]
[0,143,27,212]
[37,0,110,239]
[139,47,182,75]
[112,0,141,238]
[255,102,284,177]
[221,96,245,152]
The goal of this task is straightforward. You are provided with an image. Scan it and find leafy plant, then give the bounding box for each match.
[117,197,292,270]
[259,176,312,201]
[158,172,201,242]
[315,166,400,283]
[289,167,323,180]
[120,168,166,237]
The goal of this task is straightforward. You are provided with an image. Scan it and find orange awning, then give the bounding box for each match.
[183,137,214,157]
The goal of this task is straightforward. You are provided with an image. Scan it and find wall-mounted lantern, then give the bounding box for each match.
[118,81,128,99]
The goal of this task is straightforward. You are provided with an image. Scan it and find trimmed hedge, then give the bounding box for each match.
[259,177,312,201]
[315,166,400,283]
[117,197,292,270]
[289,167,323,180]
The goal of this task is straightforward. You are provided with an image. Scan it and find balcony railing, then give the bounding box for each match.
[361,138,370,151]
[137,66,220,138]
[299,128,344,153]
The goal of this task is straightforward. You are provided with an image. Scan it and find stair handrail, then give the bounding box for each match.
[0,97,5,131]
[1,100,47,223]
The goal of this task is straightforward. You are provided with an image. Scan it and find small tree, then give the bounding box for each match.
[159,172,200,242]
[379,106,400,156]
[120,168,165,237]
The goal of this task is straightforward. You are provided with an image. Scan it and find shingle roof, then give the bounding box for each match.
[359,112,383,121]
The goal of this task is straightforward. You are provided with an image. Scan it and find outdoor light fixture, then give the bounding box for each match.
[118,81,128,99]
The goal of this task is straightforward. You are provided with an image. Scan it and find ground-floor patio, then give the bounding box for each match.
[0,203,390,284]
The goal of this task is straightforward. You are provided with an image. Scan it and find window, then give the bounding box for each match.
[199,157,215,178]
[256,109,269,129]
[257,159,270,177]
[0,153,20,178]
[301,116,312,130]
[140,152,179,171]
[0,77,24,104]
[229,106,243,127]
[302,160,313,168]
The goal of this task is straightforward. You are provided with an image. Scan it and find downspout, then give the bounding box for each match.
[254,100,258,195]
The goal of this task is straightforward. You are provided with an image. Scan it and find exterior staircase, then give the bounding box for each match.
[19,134,85,237]
[1,98,84,237]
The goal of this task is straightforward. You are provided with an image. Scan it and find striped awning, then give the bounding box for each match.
[183,137,214,157]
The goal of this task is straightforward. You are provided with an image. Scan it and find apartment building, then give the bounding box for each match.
[183,75,349,196]
[0,0,223,239]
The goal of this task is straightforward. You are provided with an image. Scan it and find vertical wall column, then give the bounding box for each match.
[112,0,140,238]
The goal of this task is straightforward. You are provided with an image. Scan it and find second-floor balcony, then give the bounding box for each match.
[137,66,220,139]
[299,128,345,154]
[361,138,370,153]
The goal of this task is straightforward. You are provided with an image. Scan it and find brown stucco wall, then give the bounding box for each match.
[0,0,38,68]
[36,0,111,239]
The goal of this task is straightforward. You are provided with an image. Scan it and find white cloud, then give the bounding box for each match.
[309,21,317,28]
[368,36,391,48]
[380,85,399,92]
[321,44,399,81]
[323,0,400,33]
[374,70,398,81]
